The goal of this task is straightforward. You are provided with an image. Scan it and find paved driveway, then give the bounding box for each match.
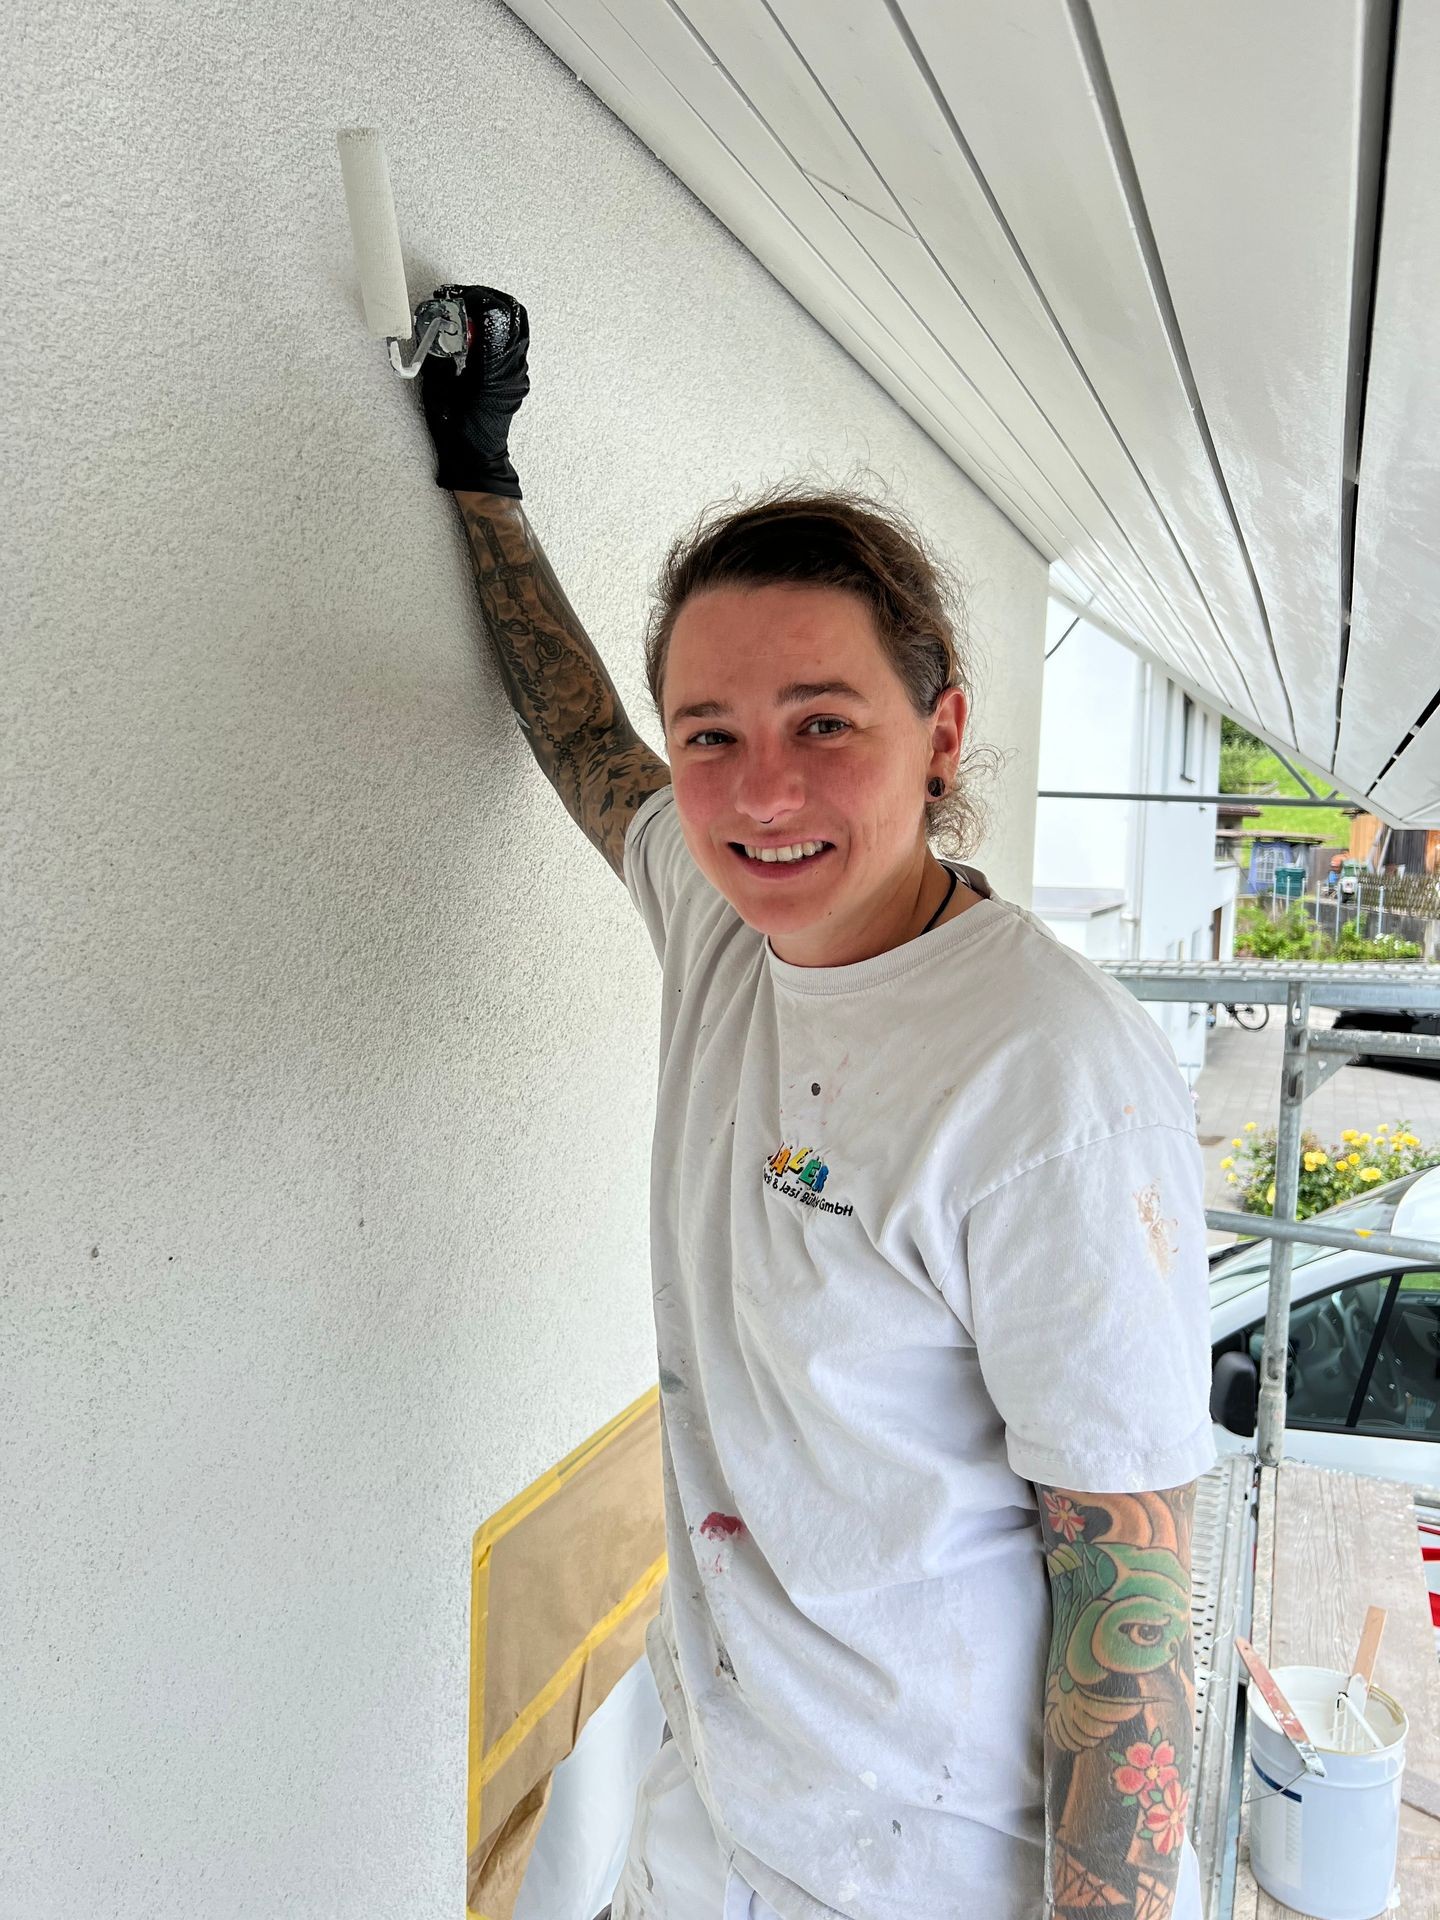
[1192,1009,1440,1247]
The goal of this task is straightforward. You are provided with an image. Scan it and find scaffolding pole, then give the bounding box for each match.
[1101,958,1440,1467]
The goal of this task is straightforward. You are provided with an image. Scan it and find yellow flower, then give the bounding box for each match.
[1348,1153,1363,1168]
[1303,1151,1328,1171]
[1231,1138,1243,1150]
[1220,1156,1234,1170]
[1244,1121,1257,1133]
[1400,1133,1419,1147]
[1265,1182,1276,1205]
[1376,1123,1389,1135]
[1341,1129,1358,1143]
[1358,1167,1382,1183]
[1358,1133,1371,1144]
[1226,1172,1237,1184]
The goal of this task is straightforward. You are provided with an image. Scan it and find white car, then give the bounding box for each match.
[1208,1166,1440,1487]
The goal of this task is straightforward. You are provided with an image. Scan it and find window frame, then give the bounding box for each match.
[1347,1269,1440,1438]
[1179,693,1198,784]
[1236,1268,1440,1442]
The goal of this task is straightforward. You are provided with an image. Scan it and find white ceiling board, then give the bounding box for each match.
[652,0,1231,694]
[1368,702,1440,827]
[508,0,1224,702]
[506,0,1091,567]
[502,0,1440,820]
[676,0,1239,706]
[1091,0,1373,766]
[805,180,1231,702]
[1338,0,1440,809]
[893,0,1290,727]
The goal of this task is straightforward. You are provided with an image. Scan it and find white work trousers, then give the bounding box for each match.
[609,1738,780,1920]
[610,1734,1203,1920]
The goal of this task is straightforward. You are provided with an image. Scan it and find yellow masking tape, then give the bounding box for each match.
[467,1385,662,1853]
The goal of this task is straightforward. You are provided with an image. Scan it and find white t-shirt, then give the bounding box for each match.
[622,785,1216,1920]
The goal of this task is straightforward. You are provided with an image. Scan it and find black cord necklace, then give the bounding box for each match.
[919,866,959,937]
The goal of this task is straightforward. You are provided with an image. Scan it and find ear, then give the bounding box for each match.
[928,686,967,781]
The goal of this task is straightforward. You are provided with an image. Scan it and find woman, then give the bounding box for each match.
[422,290,1213,1920]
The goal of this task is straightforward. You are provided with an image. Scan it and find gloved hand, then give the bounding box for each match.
[419,286,530,497]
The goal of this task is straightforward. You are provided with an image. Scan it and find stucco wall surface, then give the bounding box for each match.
[2,3,1046,1913]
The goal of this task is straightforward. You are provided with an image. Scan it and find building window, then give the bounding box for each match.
[1180,694,1198,783]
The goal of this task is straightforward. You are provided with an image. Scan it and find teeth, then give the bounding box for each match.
[743,840,828,862]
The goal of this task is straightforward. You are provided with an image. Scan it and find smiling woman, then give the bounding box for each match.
[644,486,1001,862]
[425,304,1214,1920]
[640,489,1006,969]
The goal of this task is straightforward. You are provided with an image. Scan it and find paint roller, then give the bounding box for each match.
[336,128,469,378]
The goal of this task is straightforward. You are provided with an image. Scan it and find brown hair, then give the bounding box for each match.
[644,483,1000,858]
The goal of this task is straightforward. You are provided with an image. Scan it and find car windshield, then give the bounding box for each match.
[1208,1169,1433,1309]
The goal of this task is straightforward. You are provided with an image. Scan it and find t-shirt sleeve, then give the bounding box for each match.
[622,782,691,965]
[953,1124,1218,1493]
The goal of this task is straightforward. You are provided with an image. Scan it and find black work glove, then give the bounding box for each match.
[419,286,530,497]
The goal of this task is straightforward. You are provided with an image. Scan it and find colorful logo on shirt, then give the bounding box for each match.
[763,1144,854,1217]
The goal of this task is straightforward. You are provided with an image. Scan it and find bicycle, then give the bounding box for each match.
[1206,1002,1270,1031]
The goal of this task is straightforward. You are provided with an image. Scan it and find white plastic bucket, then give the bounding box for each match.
[1248,1665,1407,1920]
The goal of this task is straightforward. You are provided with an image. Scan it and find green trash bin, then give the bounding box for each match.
[1274,863,1306,901]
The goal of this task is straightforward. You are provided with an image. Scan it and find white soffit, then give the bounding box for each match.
[505,0,1440,825]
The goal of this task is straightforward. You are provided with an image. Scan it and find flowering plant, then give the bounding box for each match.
[1220,1119,1438,1220]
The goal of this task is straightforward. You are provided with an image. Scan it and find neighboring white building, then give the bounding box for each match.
[1032,600,1240,1086]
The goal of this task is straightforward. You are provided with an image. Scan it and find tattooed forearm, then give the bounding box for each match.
[454,492,670,876]
[1037,1483,1197,1920]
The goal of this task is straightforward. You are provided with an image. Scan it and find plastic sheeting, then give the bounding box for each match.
[515,1655,666,1920]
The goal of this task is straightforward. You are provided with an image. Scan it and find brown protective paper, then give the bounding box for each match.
[467,1388,666,1920]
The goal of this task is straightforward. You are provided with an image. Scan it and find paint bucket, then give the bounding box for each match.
[1248,1665,1407,1920]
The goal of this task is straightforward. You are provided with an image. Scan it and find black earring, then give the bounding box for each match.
[927,777,945,798]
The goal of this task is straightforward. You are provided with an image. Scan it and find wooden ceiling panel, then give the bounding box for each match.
[503,0,1440,823]
[1337,0,1440,816]
[1091,0,1375,772]
[893,0,1289,723]
[702,0,1242,702]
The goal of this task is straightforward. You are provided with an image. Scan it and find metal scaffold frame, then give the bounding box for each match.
[1100,959,1440,1464]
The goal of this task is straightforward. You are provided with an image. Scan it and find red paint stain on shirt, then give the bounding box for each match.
[700,1512,745,1541]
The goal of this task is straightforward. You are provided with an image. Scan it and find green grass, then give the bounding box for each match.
[1229,750,1352,855]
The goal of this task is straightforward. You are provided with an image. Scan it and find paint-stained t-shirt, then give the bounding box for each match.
[622,785,1215,1920]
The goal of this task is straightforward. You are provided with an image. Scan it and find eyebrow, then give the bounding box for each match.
[668,680,870,726]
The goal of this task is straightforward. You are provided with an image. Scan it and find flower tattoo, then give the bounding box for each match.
[1112,1742,1188,1855]
[1142,1779,1189,1855]
[1111,1740,1179,1799]
[1042,1490,1086,1543]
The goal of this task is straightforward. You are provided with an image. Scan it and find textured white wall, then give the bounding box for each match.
[2,3,1046,1913]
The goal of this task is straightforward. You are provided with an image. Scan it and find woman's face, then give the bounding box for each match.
[661,584,966,966]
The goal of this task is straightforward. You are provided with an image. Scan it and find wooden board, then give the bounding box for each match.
[1091,0,1372,767]
[1236,1464,1440,1920]
[1338,0,1440,803]
[506,0,1241,704]
[501,0,1085,585]
[1367,705,1440,829]
[886,0,1287,722]
[505,0,1440,814]
[678,0,1240,705]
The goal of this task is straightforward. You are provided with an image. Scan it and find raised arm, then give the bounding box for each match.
[453,491,670,877]
[419,288,670,878]
[1036,1482,1197,1919]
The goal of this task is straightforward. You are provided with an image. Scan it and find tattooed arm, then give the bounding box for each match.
[1036,1483,1197,1920]
[453,492,671,878]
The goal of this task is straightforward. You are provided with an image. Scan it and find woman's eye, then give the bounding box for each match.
[686,719,848,747]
